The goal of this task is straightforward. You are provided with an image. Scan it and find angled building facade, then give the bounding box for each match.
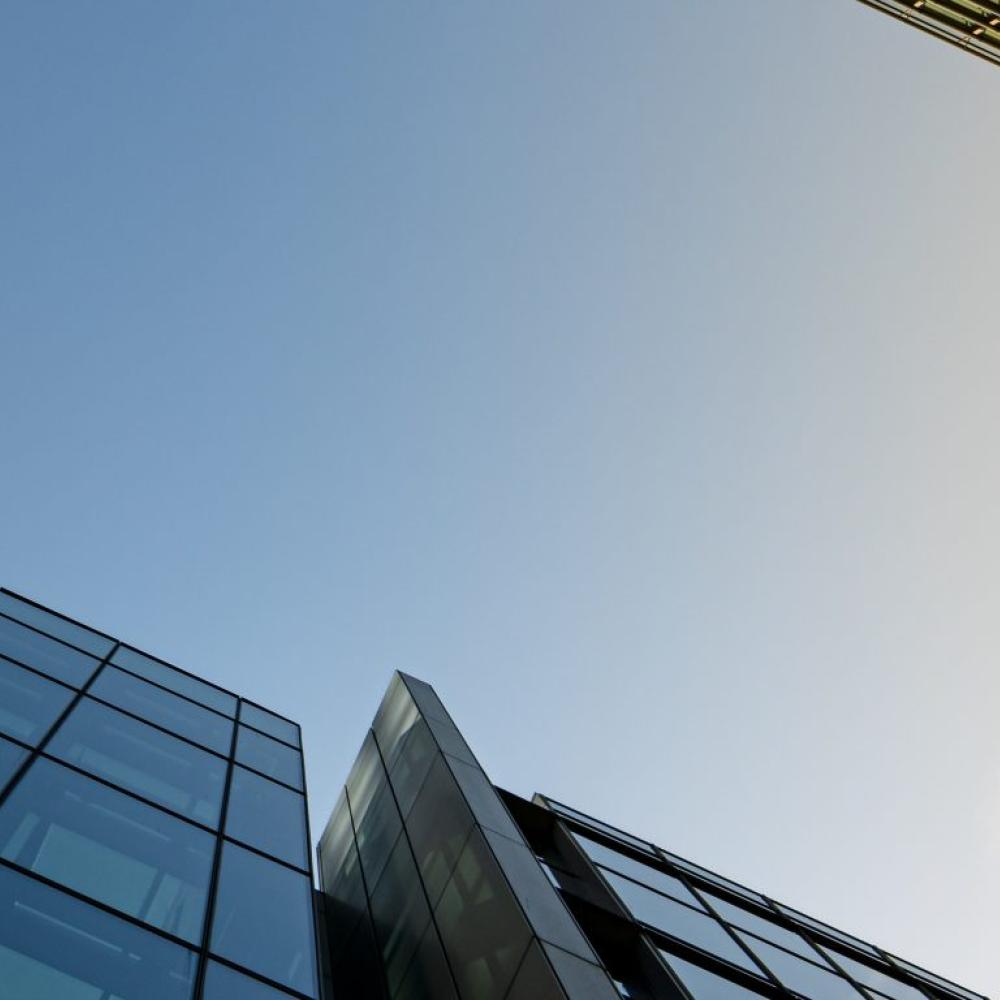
[0,589,989,1000]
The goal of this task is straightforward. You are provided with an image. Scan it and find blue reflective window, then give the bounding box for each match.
[0,657,75,747]
[0,595,115,659]
[0,863,197,1000]
[225,766,308,869]
[738,935,862,1000]
[46,698,226,827]
[705,894,823,963]
[886,958,983,1000]
[90,667,232,755]
[0,616,101,688]
[203,961,300,999]
[574,832,704,909]
[662,951,770,1000]
[112,647,237,717]
[775,904,880,959]
[822,949,928,1000]
[235,726,303,790]
[240,703,300,747]
[0,736,27,793]
[0,757,214,943]
[210,842,318,997]
[603,871,760,974]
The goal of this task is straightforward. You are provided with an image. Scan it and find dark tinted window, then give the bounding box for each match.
[90,667,233,754]
[210,842,318,997]
[823,949,927,1000]
[113,647,237,717]
[240,703,300,747]
[662,951,770,1000]
[235,726,303,790]
[0,757,214,943]
[604,872,760,974]
[705,893,822,963]
[225,766,308,869]
[0,863,197,1000]
[47,698,226,826]
[0,657,75,746]
[0,595,115,658]
[737,935,862,1000]
[0,615,101,688]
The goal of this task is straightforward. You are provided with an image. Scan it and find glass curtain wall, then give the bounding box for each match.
[0,589,320,1000]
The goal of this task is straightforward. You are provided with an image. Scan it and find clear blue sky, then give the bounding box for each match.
[2,2,997,992]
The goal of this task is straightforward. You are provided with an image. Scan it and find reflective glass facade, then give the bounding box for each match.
[0,589,319,1000]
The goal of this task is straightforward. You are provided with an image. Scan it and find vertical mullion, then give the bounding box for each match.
[192,698,241,1000]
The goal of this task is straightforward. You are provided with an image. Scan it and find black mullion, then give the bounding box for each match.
[105,663,237,721]
[206,952,319,1000]
[0,855,196,952]
[295,723,324,999]
[113,642,240,702]
[0,587,118,642]
[220,833,311,876]
[238,718,303,752]
[820,946,936,1000]
[0,730,36,755]
[229,758,305,795]
[83,690,231,760]
[192,697,241,1000]
[0,640,120,813]
[0,653,85,691]
[34,748,220,835]
[0,609,109,660]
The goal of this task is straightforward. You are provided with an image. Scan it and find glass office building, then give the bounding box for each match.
[0,590,988,1000]
[0,588,319,1000]
[321,675,990,1000]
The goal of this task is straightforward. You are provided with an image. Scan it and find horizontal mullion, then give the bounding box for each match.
[0,648,93,692]
[222,833,311,876]
[860,0,1000,57]
[82,691,232,760]
[35,749,221,835]
[205,952,319,1000]
[238,717,303,752]
[0,855,198,953]
[0,610,106,661]
[108,662,237,721]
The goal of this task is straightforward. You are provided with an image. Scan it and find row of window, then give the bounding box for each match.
[568,826,976,1000]
[0,592,300,748]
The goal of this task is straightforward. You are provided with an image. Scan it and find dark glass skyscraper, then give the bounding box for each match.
[0,590,988,1000]
[0,589,319,1000]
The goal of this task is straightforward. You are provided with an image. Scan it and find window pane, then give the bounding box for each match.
[0,736,27,793]
[0,595,115,659]
[550,801,656,855]
[235,726,303,790]
[0,863,196,1000]
[574,832,704,909]
[886,958,983,1000]
[112,647,237,717]
[0,757,213,943]
[225,766,308,869]
[90,667,233,754]
[822,949,928,1000]
[603,872,760,974]
[663,854,767,906]
[0,616,101,688]
[0,658,74,747]
[202,961,300,999]
[705,894,824,963]
[434,828,532,1000]
[210,842,318,997]
[240,703,300,747]
[775,905,880,959]
[738,935,862,1000]
[661,951,770,1000]
[46,698,226,827]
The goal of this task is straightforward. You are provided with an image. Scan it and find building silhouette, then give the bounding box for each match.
[0,590,988,1000]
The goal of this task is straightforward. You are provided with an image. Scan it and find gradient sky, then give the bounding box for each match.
[2,2,998,992]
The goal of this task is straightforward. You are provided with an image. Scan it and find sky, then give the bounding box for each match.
[1,1,998,993]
